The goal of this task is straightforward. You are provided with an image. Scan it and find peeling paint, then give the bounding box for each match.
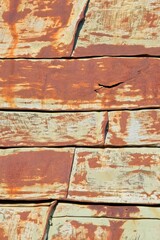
[68,148,160,203]
[0,0,89,57]
[0,204,50,240]
[106,109,160,146]
[48,217,160,240]
[0,148,74,200]
[0,111,107,147]
[73,0,160,56]
[0,58,159,111]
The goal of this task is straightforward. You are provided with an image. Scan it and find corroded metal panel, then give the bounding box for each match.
[0,0,88,58]
[0,111,107,147]
[106,109,160,146]
[0,58,159,111]
[54,203,160,219]
[0,204,50,240]
[68,148,160,203]
[73,0,160,57]
[48,217,160,240]
[0,148,73,200]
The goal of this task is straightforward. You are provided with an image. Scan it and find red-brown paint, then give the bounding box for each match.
[0,58,159,111]
[0,149,74,199]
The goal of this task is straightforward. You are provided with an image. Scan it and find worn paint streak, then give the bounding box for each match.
[0,0,88,57]
[0,111,107,147]
[106,109,160,146]
[0,148,74,199]
[48,217,160,240]
[0,58,159,111]
[0,204,50,240]
[73,0,160,56]
[68,148,160,203]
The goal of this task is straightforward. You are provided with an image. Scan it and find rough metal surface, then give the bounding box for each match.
[54,203,160,219]
[0,111,107,147]
[106,109,160,146]
[68,148,160,203]
[48,217,160,240]
[0,0,159,238]
[0,0,88,58]
[0,58,159,111]
[73,0,160,57]
[0,204,50,240]
[0,148,74,200]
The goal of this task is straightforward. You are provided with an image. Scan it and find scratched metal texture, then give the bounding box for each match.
[48,203,160,239]
[0,58,159,111]
[0,0,88,58]
[0,0,160,239]
[0,111,107,147]
[0,203,50,240]
[73,0,160,57]
[106,109,160,146]
[67,148,160,204]
[48,217,160,240]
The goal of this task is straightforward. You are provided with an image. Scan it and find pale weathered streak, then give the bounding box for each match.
[0,58,159,111]
[48,217,160,240]
[68,148,160,204]
[73,0,160,56]
[106,109,160,146]
[0,111,107,146]
[0,0,88,58]
[0,205,49,240]
[0,148,74,200]
[54,203,160,219]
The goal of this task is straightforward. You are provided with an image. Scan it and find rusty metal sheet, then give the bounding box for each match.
[106,109,160,146]
[54,203,160,219]
[67,148,160,204]
[0,111,107,147]
[0,0,88,58]
[73,0,160,57]
[0,148,73,200]
[0,58,159,111]
[48,217,160,240]
[0,203,51,240]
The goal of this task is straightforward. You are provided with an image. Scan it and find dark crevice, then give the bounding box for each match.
[53,199,160,207]
[0,54,160,60]
[0,107,159,114]
[95,82,124,92]
[104,120,109,143]
[0,199,55,205]
[0,198,159,207]
[70,0,90,56]
[42,201,58,240]
[66,148,76,199]
[95,62,150,93]
[0,145,159,150]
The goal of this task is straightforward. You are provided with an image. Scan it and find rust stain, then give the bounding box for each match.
[2,0,31,57]
[0,205,49,239]
[0,58,159,111]
[68,148,160,203]
[0,0,89,57]
[0,111,107,147]
[73,0,160,56]
[88,205,140,219]
[2,0,19,57]
[106,109,160,146]
[0,148,74,199]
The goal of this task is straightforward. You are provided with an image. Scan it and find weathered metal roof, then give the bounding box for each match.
[0,0,159,239]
